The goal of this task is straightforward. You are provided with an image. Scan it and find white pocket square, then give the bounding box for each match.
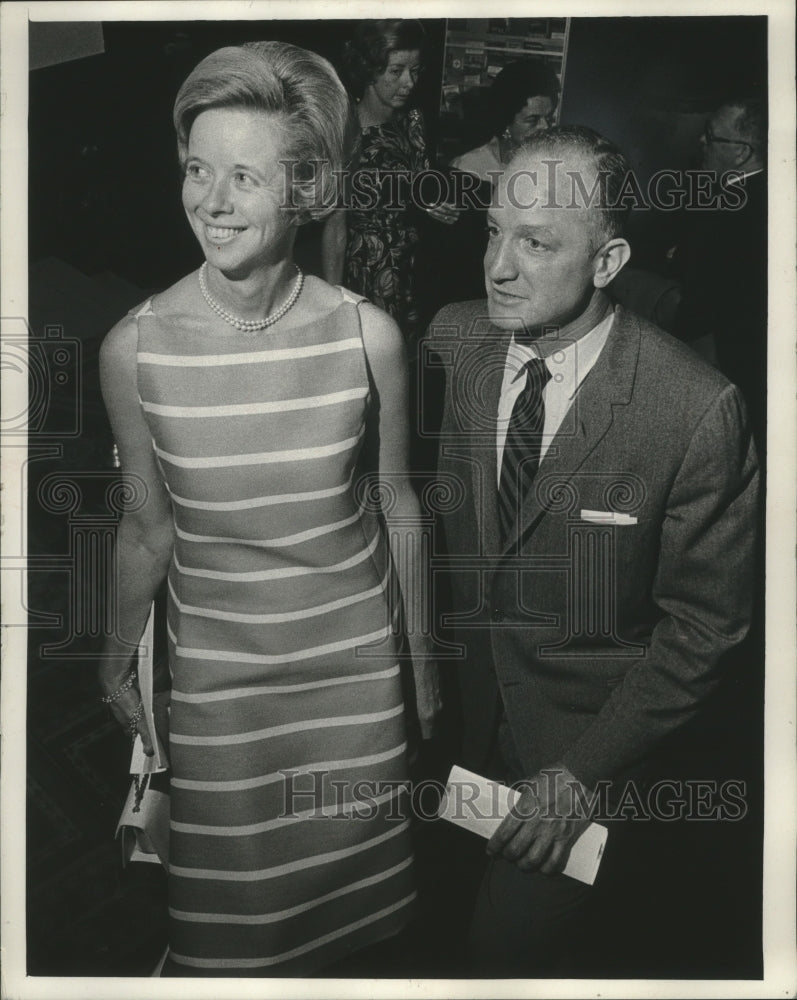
[580,509,638,525]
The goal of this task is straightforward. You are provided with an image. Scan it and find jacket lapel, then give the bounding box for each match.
[464,324,511,557]
[506,308,642,547]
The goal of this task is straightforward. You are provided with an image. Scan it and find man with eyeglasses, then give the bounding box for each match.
[672,97,767,454]
[699,101,765,179]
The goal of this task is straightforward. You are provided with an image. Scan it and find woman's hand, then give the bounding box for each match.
[413,659,443,739]
[100,669,156,757]
[424,203,461,226]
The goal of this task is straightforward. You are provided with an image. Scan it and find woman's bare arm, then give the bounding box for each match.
[359,303,441,738]
[98,313,175,754]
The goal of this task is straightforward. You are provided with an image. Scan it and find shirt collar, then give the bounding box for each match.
[507,308,616,399]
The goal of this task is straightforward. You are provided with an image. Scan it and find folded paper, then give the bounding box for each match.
[438,765,608,885]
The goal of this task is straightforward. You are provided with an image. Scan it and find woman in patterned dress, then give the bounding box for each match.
[322,20,458,349]
[98,41,440,977]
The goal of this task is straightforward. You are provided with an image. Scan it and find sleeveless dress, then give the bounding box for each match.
[134,287,416,975]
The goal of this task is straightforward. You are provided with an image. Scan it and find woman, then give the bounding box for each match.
[322,20,456,348]
[419,59,561,318]
[98,41,440,977]
[451,59,560,181]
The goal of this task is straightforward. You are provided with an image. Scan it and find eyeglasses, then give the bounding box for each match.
[524,114,557,129]
[702,123,753,155]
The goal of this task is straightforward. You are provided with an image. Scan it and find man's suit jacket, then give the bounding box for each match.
[429,301,759,791]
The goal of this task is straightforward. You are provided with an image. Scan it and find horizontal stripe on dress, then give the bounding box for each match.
[171,741,406,790]
[137,337,361,367]
[175,623,391,664]
[169,856,412,925]
[171,663,399,705]
[168,564,389,624]
[169,818,410,881]
[168,891,416,969]
[171,784,407,836]
[175,507,364,548]
[172,528,379,581]
[170,703,403,746]
[168,469,354,511]
[155,426,364,469]
[141,386,367,418]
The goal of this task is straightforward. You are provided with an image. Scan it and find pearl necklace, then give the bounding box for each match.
[197,262,304,332]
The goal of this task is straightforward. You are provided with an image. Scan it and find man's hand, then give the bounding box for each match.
[487,764,593,874]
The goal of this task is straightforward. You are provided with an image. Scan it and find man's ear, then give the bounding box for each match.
[731,143,755,169]
[592,238,631,288]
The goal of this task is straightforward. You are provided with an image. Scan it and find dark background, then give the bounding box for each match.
[26,16,766,978]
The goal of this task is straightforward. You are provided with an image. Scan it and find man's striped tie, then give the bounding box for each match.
[498,356,552,545]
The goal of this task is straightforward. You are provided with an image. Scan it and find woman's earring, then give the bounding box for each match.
[501,127,512,141]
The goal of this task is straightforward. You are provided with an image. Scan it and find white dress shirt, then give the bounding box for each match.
[496,309,616,486]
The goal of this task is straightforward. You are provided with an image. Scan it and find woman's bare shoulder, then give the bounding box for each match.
[101,310,140,365]
[358,301,404,366]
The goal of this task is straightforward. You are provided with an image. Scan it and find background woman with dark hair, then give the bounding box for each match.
[451,59,560,180]
[415,59,561,322]
[322,19,457,350]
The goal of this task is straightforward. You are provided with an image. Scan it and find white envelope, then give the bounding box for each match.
[438,765,608,886]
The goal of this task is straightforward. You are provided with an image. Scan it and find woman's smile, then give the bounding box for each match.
[203,223,248,244]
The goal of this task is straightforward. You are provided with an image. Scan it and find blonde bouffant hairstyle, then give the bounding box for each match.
[173,41,358,222]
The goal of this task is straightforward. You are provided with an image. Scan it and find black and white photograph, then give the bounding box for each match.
[1,1,794,996]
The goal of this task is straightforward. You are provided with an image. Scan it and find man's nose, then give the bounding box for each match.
[486,238,517,282]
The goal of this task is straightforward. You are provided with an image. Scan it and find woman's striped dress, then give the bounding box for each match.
[134,288,416,975]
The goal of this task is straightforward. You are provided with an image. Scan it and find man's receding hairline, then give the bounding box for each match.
[508,146,605,180]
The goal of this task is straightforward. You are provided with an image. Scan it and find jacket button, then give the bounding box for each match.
[492,609,505,623]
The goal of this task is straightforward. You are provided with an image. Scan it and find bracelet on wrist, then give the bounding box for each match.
[101,670,137,705]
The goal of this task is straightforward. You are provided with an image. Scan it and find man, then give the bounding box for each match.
[428,127,759,974]
[671,97,767,449]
